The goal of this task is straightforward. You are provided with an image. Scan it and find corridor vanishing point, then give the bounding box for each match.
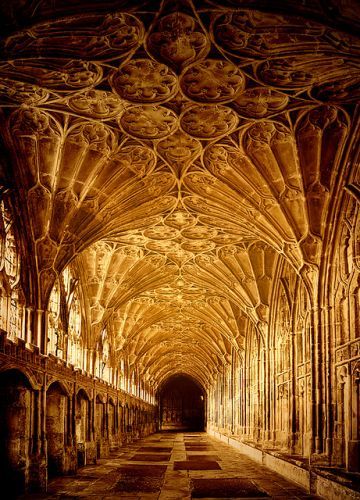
[0,0,359,498]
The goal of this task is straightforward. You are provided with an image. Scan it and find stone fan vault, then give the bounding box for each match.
[0,0,359,498]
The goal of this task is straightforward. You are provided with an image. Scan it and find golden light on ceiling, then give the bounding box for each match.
[0,0,358,389]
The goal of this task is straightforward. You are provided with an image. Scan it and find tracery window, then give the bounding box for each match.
[67,280,82,367]
[120,358,126,390]
[47,266,83,368]
[95,328,111,382]
[0,199,24,341]
[276,290,291,373]
[48,279,63,357]
[9,290,24,339]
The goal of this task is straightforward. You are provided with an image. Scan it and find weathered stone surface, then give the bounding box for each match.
[0,0,359,496]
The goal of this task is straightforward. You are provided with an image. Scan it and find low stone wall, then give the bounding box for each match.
[208,430,360,500]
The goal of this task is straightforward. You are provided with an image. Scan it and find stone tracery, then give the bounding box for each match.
[0,0,359,495]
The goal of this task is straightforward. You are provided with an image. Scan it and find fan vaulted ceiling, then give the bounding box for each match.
[0,0,359,389]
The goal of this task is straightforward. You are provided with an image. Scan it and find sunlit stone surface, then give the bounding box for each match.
[0,0,359,498]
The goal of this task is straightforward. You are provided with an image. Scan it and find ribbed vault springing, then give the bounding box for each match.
[0,0,359,396]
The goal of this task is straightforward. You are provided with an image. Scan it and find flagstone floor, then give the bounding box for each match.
[19,432,323,499]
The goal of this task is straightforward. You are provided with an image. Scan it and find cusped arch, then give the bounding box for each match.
[46,378,72,396]
[0,365,41,390]
[76,386,92,401]
[96,392,107,404]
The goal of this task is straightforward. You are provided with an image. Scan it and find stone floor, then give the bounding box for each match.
[19,432,324,499]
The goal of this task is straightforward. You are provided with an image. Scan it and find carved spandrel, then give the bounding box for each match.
[39,268,58,307]
[336,345,351,363]
[181,226,218,240]
[244,120,302,196]
[351,340,360,360]
[296,106,349,238]
[164,210,196,230]
[111,144,157,180]
[156,130,202,178]
[144,226,180,241]
[111,59,178,103]
[212,10,327,59]
[204,142,271,203]
[256,56,359,91]
[296,106,349,191]
[31,369,45,388]
[27,184,52,241]
[10,107,61,138]
[9,108,63,190]
[0,79,49,106]
[3,13,144,61]
[49,189,79,244]
[146,12,209,71]
[36,236,58,272]
[180,59,245,103]
[233,88,288,118]
[181,240,216,254]
[0,60,103,91]
[68,90,125,120]
[311,77,360,103]
[180,104,239,139]
[119,105,178,139]
[66,121,116,154]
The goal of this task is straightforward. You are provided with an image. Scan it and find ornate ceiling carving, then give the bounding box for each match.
[0,0,358,389]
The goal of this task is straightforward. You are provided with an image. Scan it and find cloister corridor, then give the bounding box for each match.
[0,0,359,498]
[18,432,324,499]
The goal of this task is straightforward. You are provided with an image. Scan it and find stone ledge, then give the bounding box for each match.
[312,468,360,499]
[313,470,360,500]
[208,430,360,500]
[263,452,309,489]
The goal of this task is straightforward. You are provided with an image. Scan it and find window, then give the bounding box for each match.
[0,199,23,340]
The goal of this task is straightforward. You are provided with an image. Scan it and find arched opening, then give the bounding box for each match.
[46,382,69,478]
[0,369,33,496]
[159,374,206,432]
[95,394,107,458]
[108,398,116,448]
[76,389,91,467]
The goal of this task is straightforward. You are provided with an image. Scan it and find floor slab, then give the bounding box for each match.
[19,432,324,499]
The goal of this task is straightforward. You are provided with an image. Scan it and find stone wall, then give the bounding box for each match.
[0,331,157,494]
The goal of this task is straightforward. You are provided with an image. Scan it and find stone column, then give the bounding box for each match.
[105,398,109,440]
[91,389,96,442]
[323,305,333,458]
[231,348,235,435]
[35,389,42,455]
[290,321,297,453]
[25,306,34,345]
[348,364,360,471]
[35,309,45,353]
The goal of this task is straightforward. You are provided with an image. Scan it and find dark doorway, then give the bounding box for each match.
[76,389,90,467]
[159,375,205,431]
[0,369,33,496]
[46,382,68,477]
